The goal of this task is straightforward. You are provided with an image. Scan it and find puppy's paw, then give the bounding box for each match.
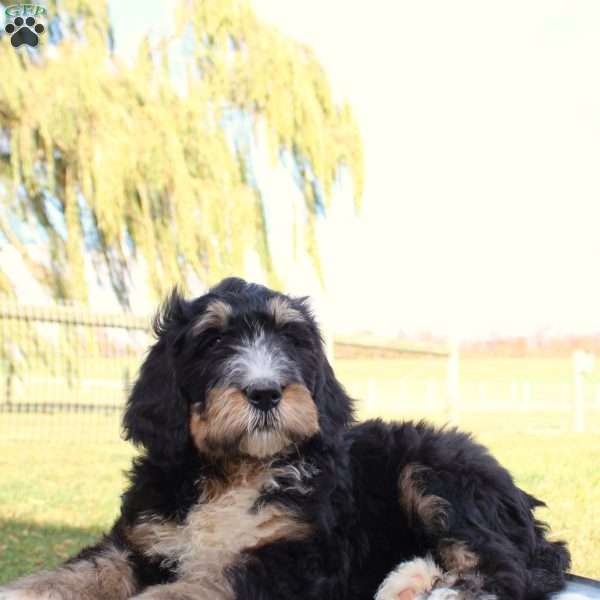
[375,556,443,600]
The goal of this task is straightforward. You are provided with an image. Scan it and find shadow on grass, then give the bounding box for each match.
[0,519,104,584]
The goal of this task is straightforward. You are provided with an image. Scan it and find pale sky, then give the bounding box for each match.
[103,2,600,338]
[252,0,600,339]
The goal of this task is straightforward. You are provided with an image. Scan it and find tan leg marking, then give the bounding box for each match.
[399,464,449,534]
[0,544,136,600]
[437,539,479,573]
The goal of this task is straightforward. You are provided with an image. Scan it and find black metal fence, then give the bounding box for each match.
[0,298,152,443]
[2,299,599,444]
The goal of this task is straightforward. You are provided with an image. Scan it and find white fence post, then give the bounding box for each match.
[572,350,594,433]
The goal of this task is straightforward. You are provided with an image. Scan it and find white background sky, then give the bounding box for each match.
[109,1,600,339]
[252,0,600,338]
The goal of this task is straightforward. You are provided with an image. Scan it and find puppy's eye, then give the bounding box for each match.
[212,335,222,346]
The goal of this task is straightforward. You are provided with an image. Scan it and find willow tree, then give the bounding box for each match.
[0,0,363,305]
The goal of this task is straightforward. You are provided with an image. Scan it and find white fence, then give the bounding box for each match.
[348,376,600,432]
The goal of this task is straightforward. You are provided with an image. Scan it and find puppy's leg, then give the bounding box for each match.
[397,456,570,600]
[375,556,496,600]
[374,556,442,600]
[0,539,138,600]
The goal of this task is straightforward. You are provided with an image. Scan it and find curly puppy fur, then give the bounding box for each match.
[0,278,570,600]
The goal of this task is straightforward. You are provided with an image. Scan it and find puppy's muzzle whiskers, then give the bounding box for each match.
[248,407,282,433]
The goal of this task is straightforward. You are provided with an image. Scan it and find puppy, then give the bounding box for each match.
[0,278,570,600]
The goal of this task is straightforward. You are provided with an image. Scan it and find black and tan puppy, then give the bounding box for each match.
[0,278,570,600]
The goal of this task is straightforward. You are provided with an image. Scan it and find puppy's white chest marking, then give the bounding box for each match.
[131,464,313,593]
[177,483,295,574]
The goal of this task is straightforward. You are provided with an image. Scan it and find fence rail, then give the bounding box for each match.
[0,298,152,441]
[0,402,122,414]
[1,298,599,443]
[0,301,151,329]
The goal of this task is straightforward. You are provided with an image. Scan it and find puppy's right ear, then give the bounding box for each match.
[123,289,190,462]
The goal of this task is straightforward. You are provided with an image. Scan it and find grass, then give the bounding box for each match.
[0,436,134,582]
[1,356,599,583]
[475,429,600,577]
[336,356,597,383]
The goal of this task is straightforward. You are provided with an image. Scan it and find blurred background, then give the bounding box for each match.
[0,0,599,582]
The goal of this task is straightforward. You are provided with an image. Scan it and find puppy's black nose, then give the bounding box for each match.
[245,384,282,411]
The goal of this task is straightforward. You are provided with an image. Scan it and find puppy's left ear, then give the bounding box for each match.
[123,290,190,463]
[315,350,355,437]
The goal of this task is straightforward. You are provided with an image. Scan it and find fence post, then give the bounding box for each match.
[446,337,460,425]
[572,350,594,433]
[5,361,14,405]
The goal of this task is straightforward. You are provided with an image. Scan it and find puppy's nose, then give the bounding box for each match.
[245,384,282,411]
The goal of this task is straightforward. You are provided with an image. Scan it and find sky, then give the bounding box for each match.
[110,1,600,338]
[251,0,600,339]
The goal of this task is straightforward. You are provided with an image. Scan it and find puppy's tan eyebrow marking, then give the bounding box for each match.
[268,297,304,326]
[192,300,232,335]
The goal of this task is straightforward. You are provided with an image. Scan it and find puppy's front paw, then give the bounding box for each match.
[375,556,443,600]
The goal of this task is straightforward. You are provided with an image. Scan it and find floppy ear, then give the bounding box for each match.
[315,354,355,437]
[294,296,355,436]
[123,290,191,463]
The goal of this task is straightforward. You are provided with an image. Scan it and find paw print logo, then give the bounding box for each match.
[4,16,45,48]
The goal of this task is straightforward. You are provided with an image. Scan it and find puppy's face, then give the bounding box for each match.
[123,278,349,462]
[182,292,320,458]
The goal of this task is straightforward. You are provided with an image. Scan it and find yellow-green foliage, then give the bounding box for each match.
[0,0,363,303]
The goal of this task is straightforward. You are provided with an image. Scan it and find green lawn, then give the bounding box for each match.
[0,411,598,583]
[3,356,599,417]
[0,435,134,582]
[1,356,599,583]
